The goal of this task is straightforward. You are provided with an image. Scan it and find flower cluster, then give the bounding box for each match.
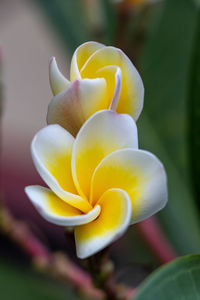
[25,41,167,259]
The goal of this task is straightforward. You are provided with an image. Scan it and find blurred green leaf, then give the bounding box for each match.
[32,0,90,54]
[138,0,200,254]
[138,115,200,254]
[101,0,117,44]
[0,260,81,300]
[32,0,118,54]
[133,255,200,300]
[188,12,200,209]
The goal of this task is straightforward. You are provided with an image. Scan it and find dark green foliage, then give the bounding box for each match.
[188,9,200,211]
[33,0,90,54]
[0,260,81,300]
[138,0,200,254]
[134,255,200,300]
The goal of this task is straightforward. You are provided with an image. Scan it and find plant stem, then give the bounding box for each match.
[0,207,104,300]
[0,205,136,299]
[82,248,130,300]
[136,217,177,264]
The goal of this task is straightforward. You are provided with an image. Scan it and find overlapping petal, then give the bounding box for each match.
[25,186,100,226]
[75,188,132,259]
[26,42,168,259]
[80,45,144,120]
[72,110,138,199]
[70,41,105,80]
[31,124,92,213]
[47,78,107,136]
[91,149,167,223]
[94,65,122,111]
[47,42,144,135]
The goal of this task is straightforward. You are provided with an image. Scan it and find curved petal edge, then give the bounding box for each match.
[75,188,132,259]
[25,186,100,226]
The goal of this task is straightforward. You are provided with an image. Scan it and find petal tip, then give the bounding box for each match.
[49,57,70,96]
[49,56,56,65]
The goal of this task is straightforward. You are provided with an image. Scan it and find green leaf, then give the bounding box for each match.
[138,0,200,253]
[32,0,90,54]
[138,115,200,254]
[0,259,81,300]
[33,0,118,54]
[188,10,200,209]
[134,255,200,300]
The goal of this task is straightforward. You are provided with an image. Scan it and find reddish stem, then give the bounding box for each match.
[0,208,104,300]
[0,208,135,300]
[136,216,177,264]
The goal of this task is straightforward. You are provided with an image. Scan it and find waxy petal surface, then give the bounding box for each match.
[94,65,122,111]
[47,78,107,136]
[25,186,100,226]
[72,110,138,199]
[80,46,144,120]
[75,188,131,259]
[91,149,167,223]
[31,124,92,213]
[70,41,105,81]
[49,57,70,96]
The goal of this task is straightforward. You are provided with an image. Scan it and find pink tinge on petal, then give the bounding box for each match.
[109,68,122,111]
[49,56,70,96]
[47,80,86,135]
[47,77,107,136]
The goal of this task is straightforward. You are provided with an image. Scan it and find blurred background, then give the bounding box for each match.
[0,0,200,299]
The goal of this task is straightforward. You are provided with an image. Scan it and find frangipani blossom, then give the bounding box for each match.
[47,41,144,136]
[25,110,167,259]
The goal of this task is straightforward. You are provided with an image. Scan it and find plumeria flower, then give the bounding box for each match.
[47,41,144,136]
[25,110,167,259]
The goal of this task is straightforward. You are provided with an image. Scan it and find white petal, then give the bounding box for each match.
[72,110,138,199]
[47,78,107,136]
[91,149,168,223]
[94,65,122,111]
[109,66,122,111]
[49,57,70,95]
[75,188,131,259]
[80,46,144,120]
[70,41,105,81]
[31,124,92,213]
[25,186,100,226]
